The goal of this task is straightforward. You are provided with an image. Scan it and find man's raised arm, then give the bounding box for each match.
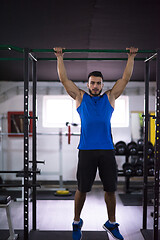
[54,47,83,101]
[108,47,138,103]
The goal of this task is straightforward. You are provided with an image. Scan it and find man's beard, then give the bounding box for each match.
[89,88,102,97]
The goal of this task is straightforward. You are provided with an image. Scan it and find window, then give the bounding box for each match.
[43,95,80,128]
[111,96,129,127]
[43,95,129,128]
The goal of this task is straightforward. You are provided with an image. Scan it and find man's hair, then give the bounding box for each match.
[88,71,104,81]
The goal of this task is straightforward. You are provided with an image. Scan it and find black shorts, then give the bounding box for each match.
[77,149,117,193]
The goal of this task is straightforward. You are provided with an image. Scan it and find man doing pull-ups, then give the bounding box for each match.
[54,47,138,240]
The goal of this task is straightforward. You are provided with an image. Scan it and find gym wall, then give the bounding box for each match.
[0,82,156,182]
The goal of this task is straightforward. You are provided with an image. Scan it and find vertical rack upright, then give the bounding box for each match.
[143,59,150,230]
[154,49,160,240]
[142,50,160,240]
[32,56,37,231]
[23,48,30,240]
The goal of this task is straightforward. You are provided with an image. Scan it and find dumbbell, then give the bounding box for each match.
[148,156,155,165]
[148,165,154,176]
[134,156,143,176]
[0,176,3,184]
[138,154,143,163]
[127,141,138,155]
[137,139,154,155]
[115,141,127,155]
[148,156,155,176]
[122,162,134,176]
[137,139,144,151]
[0,176,3,188]
[147,142,154,155]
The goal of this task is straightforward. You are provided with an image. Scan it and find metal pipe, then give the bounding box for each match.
[0,45,156,54]
[37,57,146,61]
[142,60,150,230]
[0,57,147,61]
[32,58,37,231]
[154,49,160,240]
[0,132,80,136]
[31,48,156,53]
[29,53,37,62]
[144,53,157,63]
[0,184,41,188]
[59,130,63,189]
[29,160,45,164]
[0,45,24,53]
[0,133,26,135]
[23,48,29,240]
[0,116,4,175]
[0,58,24,61]
[0,170,40,174]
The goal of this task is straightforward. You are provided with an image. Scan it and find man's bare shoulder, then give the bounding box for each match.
[104,89,111,97]
[79,89,86,97]
[75,89,86,109]
[104,89,115,108]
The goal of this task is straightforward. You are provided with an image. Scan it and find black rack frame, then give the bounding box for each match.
[23,49,38,239]
[23,48,30,240]
[0,46,159,240]
[141,50,160,240]
[154,49,160,240]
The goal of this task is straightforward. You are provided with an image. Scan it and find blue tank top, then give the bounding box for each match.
[77,92,114,150]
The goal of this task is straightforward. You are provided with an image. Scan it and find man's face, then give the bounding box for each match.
[87,76,104,96]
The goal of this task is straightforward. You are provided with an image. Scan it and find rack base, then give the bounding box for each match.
[141,229,160,240]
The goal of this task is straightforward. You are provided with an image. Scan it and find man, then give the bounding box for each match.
[54,47,138,240]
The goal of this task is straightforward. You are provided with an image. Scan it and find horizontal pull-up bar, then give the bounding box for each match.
[32,48,156,54]
[0,45,24,53]
[0,45,157,54]
[0,58,24,61]
[37,57,146,61]
[0,57,146,61]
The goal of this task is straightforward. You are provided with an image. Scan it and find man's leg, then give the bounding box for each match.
[74,189,86,221]
[72,150,97,240]
[98,150,123,239]
[104,191,116,222]
[98,150,117,222]
[75,150,97,220]
[72,190,86,240]
[103,191,124,240]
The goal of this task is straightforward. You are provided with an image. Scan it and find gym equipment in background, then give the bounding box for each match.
[127,141,138,155]
[115,141,127,155]
[0,195,19,240]
[0,45,159,240]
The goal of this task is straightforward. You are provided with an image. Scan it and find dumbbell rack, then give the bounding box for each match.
[117,153,141,193]
[116,148,154,194]
[117,153,131,193]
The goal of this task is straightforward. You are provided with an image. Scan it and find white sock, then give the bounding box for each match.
[109,220,116,225]
[74,220,80,224]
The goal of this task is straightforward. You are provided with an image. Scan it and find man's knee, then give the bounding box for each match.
[76,189,87,197]
[105,191,115,197]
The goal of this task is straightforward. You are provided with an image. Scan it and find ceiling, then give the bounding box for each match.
[0,0,160,82]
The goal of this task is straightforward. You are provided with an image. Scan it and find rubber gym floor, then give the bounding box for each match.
[0,187,158,240]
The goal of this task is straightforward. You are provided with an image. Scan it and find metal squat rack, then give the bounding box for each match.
[0,45,159,240]
[22,47,160,240]
[141,50,160,240]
